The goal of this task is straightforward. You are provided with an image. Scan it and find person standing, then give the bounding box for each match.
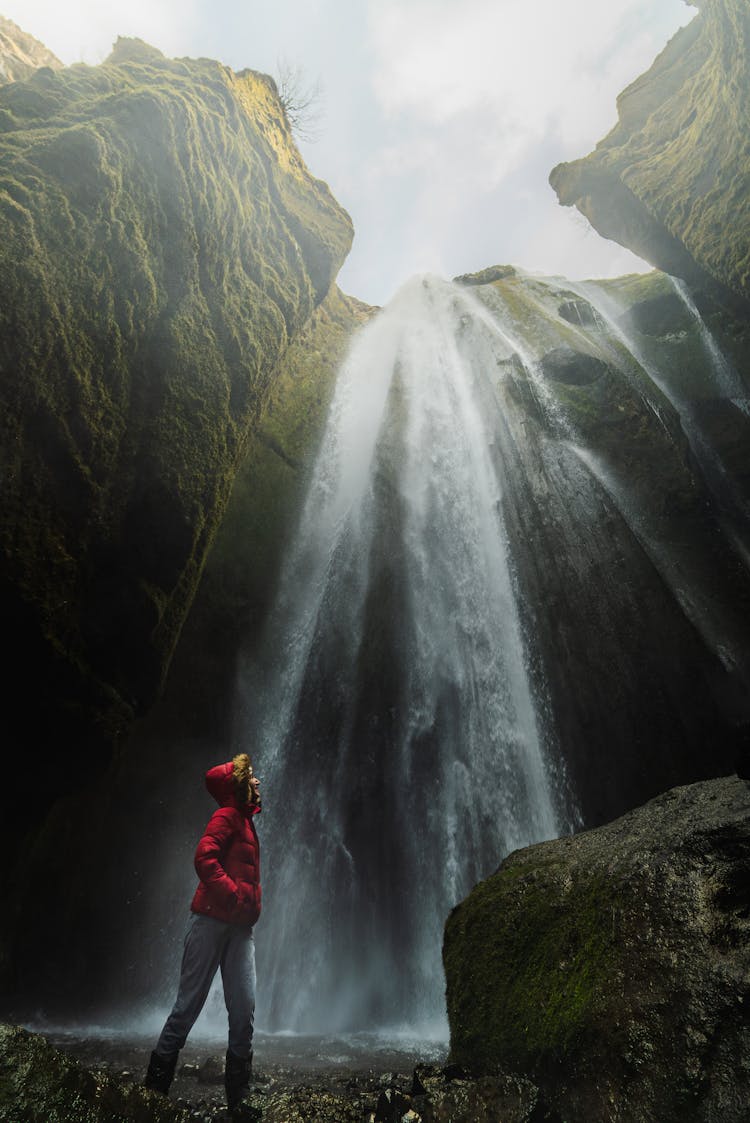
[144,753,261,1119]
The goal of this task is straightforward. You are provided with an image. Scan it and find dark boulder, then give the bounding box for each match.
[539,346,609,385]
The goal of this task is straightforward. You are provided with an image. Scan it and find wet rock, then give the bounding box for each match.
[538,345,608,385]
[374,1086,413,1121]
[444,775,750,1122]
[0,23,353,1009]
[557,299,604,329]
[409,1063,542,1122]
[616,291,690,338]
[257,1085,364,1122]
[196,1055,225,1085]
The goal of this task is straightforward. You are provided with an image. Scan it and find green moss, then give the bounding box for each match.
[595,270,674,306]
[444,858,622,1071]
[454,263,517,286]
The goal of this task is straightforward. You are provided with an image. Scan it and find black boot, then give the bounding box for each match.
[144,1049,179,1095]
[225,1048,254,1118]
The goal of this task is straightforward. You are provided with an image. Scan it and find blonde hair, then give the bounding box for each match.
[232,753,253,804]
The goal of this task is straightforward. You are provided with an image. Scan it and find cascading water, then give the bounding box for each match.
[528,272,750,671]
[669,276,749,411]
[237,275,568,1036]
[560,275,750,523]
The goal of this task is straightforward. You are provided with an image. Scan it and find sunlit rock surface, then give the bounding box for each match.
[550,0,750,304]
[0,16,62,84]
[444,775,750,1123]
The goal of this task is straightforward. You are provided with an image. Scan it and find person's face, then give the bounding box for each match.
[249,773,261,805]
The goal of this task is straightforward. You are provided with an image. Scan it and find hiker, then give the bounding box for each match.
[144,753,261,1119]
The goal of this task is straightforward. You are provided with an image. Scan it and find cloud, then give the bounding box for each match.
[366,0,694,180]
[2,0,201,64]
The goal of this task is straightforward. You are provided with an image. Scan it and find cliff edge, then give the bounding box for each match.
[550,0,750,305]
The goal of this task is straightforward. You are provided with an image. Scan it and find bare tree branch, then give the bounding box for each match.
[275,56,325,144]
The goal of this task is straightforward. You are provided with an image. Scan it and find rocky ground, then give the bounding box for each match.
[1,1024,464,1122]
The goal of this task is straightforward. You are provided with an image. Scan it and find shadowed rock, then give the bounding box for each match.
[0,30,352,1003]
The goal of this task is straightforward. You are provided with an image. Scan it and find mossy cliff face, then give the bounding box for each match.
[0,37,352,826]
[444,776,750,1122]
[550,0,750,304]
[2,283,374,1010]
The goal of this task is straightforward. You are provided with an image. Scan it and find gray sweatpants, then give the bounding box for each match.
[155,912,256,1059]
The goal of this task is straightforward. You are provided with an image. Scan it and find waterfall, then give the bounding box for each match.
[668,275,749,410]
[238,275,566,1036]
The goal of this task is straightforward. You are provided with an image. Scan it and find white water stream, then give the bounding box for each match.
[239,275,565,1035]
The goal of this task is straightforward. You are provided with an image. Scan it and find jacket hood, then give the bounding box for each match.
[205,761,260,814]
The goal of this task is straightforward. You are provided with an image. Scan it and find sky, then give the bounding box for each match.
[4,0,696,305]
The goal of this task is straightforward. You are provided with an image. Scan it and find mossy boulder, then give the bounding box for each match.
[0,38,352,834]
[550,0,750,305]
[444,775,750,1122]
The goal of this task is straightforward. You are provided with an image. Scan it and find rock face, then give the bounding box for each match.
[0,16,62,84]
[444,775,750,1123]
[550,0,750,305]
[0,34,351,999]
[0,37,351,820]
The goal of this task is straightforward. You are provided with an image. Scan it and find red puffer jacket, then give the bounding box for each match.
[191,760,261,926]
